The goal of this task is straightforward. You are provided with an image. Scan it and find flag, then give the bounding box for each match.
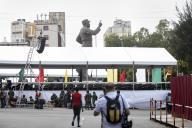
[18,68,24,82]
[107,69,118,82]
[63,69,68,88]
[35,67,44,82]
[152,68,161,82]
[64,69,68,83]
[39,67,44,82]
[119,69,126,82]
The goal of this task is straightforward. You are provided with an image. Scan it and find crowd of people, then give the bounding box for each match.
[0,87,99,110]
[50,89,98,110]
[0,85,133,128]
[0,88,45,109]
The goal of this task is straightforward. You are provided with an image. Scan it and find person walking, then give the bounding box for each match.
[92,91,98,108]
[93,84,130,128]
[0,88,6,108]
[84,90,92,110]
[71,87,82,127]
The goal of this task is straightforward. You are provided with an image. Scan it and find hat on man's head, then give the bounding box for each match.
[82,19,90,25]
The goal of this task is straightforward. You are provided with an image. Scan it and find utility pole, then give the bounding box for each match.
[44,14,47,21]
[95,35,98,81]
[21,20,24,42]
[40,13,43,21]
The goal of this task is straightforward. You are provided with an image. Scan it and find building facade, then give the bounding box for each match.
[104,19,131,45]
[10,12,65,47]
[11,19,28,43]
[34,20,62,47]
[49,12,65,47]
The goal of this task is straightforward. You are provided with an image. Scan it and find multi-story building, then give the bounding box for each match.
[49,12,65,47]
[34,20,62,47]
[104,19,131,43]
[11,19,29,43]
[10,12,66,47]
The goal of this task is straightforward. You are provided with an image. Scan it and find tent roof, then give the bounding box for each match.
[0,46,177,68]
[124,47,177,66]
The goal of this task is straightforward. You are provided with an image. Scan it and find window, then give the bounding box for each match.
[44,35,49,40]
[12,32,22,34]
[12,22,19,26]
[43,26,49,31]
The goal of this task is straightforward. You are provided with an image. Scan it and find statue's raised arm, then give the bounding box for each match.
[76,19,102,47]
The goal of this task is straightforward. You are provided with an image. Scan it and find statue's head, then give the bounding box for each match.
[82,19,90,28]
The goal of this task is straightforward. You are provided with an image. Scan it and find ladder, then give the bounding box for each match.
[17,43,37,105]
[17,30,43,105]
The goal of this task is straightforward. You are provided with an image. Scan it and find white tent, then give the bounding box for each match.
[0,46,177,69]
[124,47,177,65]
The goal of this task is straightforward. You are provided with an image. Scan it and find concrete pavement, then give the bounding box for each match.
[0,108,168,128]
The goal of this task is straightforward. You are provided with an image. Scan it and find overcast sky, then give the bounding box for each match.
[0,0,189,47]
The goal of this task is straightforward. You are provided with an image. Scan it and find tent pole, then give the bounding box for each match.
[63,71,64,91]
[113,66,114,83]
[147,67,150,82]
[38,61,41,90]
[72,67,73,82]
[132,62,135,91]
[163,67,166,90]
[96,69,98,82]
[86,62,89,91]
[176,63,179,76]
[71,67,73,90]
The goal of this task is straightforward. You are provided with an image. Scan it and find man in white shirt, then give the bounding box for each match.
[93,84,130,128]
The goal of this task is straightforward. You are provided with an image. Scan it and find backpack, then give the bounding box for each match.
[104,95,121,124]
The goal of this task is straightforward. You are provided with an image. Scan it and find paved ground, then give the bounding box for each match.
[0,108,168,128]
[153,111,192,128]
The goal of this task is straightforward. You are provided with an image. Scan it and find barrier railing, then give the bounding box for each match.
[3,81,170,91]
[150,99,192,128]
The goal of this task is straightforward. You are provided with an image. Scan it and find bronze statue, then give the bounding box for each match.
[76,19,102,47]
[76,19,102,81]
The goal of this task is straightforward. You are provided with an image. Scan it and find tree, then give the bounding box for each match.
[171,0,192,73]
[104,21,172,48]
[104,34,121,47]
[120,35,136,47]
[132,27,150,47]
[104,34,135,47]
[148,19,173,49]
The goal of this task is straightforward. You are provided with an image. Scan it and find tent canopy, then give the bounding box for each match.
[0,46,177,69]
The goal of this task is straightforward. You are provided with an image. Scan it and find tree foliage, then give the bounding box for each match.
[171,0,192,73]
[104,0,192,74]
[104,19,172,49]
[104,34,121,47]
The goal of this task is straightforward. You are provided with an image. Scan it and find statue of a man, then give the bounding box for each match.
[76,19,102,47]
[76,19,102,81]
